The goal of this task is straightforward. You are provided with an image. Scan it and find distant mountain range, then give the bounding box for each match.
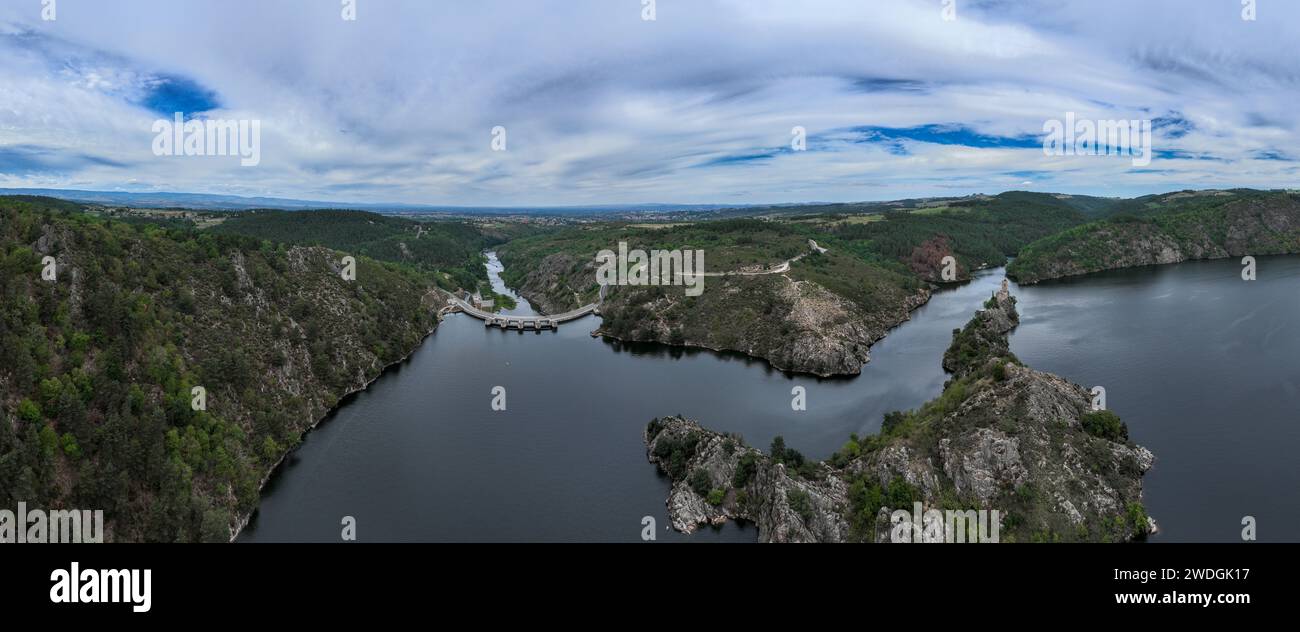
[0,188,769,215]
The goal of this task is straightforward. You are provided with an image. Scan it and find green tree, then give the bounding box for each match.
[17,399,42,424]
[769,436,786,461]
[60,433,82,460]
[732,452,758,488]
[786,489,814,524]
[1081,410,1128,442]
[38,424,58,459]
[261,436,280,461]
[38,378,63,409]
[689,468,712,496]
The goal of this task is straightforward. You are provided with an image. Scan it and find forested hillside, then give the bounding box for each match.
[498,219,815,312]
[828,191,1090,281]
[211,210,501,292]
[499,219,930,376]
[1009,190,1300,283]
[0,197,442,541]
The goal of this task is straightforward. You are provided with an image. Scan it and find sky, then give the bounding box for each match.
[0,0,1298,207]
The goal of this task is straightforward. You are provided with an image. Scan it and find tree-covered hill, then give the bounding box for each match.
[1008,190,1300,284]
[498,219,931,376]
[497,219,816,311]
[210,209,501,292]
[0,197,442,541]
[827,191,1091,281]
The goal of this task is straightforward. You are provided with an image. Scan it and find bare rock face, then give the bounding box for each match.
[644,416,849,543]
[766,277,909,377]
[645,286,1154,543]
[938,428,1027,505]
[857,360,1153,541]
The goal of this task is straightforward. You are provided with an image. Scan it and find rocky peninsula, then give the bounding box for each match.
[644,282,1155,542]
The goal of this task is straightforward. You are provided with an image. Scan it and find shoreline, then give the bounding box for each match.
[233,264,990,540]
[1011,251,1294,285]
[229,294,448,542]
[502,254,997,378]
[588,287,932,379]
[537,281,939,378]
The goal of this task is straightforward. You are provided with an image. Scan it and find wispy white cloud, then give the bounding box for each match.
[0,0,1297,205]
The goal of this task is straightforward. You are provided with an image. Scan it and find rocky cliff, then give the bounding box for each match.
[1009,191,1300,284]
[598,272,930,378]
[646,416,851,541]
[645,283,1155,542]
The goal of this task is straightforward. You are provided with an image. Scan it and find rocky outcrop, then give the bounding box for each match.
[598,273,930,377]
[645,283,1155,542]
[942,280,1017,374]
[644,416,849,542]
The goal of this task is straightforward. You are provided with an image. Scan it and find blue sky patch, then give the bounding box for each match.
[1153,150,1227,162]
[1152,113,1193,139]
[853,124,1042,149]
[849,77,930,93]
[1253,150,1293,161]
[697,151,780,168]
[1006,170,1052,179]
[139,76,220,117]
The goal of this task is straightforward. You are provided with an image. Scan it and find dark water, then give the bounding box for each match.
[239,256,1300,543]
[1009,256,1300,542]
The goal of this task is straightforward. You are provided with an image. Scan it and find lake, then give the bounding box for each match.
[238,255,1300,542]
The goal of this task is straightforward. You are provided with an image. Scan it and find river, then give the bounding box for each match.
[238,254,1300,542]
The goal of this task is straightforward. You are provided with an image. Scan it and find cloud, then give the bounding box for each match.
[0,144,128,174]
[0,0,1298,205]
